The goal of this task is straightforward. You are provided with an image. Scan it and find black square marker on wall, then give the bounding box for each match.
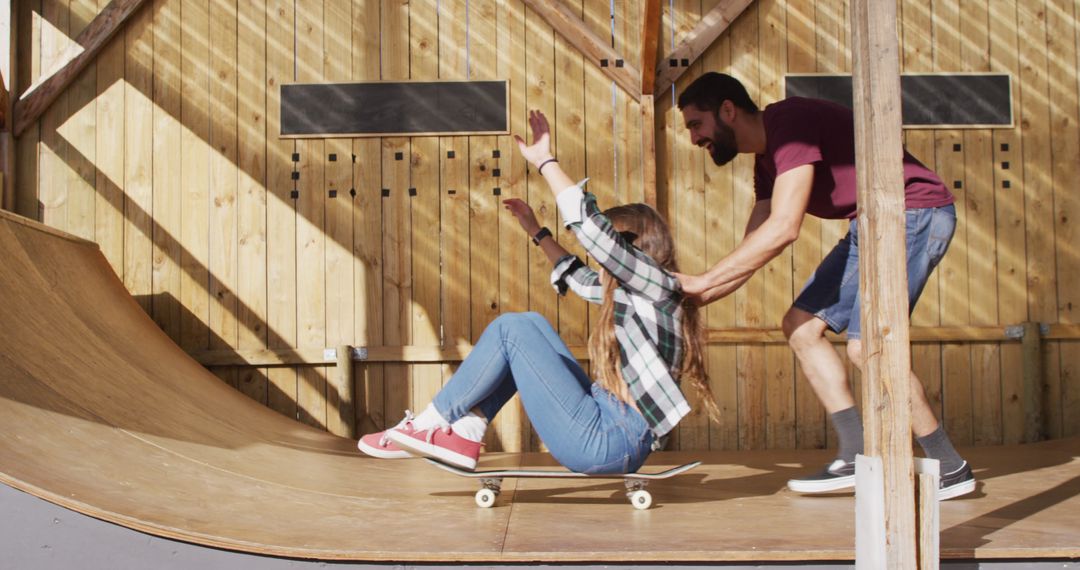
[281,80,510,138]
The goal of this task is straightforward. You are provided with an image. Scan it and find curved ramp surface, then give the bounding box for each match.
[3,209,1080,564]
[0,209,517,560]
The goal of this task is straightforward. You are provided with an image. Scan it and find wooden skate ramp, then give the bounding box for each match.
[2,208,1079,563]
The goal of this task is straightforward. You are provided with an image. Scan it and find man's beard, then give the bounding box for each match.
[708,121,739,166]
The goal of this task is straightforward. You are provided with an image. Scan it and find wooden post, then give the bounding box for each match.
[915,457,941,570]
[850,0,917,567]
[1021,321,1044,443]
[336,345,356,438]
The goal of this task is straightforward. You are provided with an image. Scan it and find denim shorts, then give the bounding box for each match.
[792,204,956,340]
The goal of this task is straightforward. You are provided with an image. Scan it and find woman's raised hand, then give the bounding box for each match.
[502,198,541,236]
[513,110,554,168]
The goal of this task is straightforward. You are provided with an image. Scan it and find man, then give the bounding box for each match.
[676,72,975,500]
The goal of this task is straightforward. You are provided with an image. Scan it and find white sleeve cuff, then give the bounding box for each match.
[555,178,589,226]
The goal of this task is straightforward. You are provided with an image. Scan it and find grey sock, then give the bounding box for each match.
[916,426,964,474]
[831,406,864,464]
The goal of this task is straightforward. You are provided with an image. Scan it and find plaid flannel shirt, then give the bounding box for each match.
[549,181,691,444]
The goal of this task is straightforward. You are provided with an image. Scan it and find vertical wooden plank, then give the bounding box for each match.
[208,0,239,389]
[352,0,383,434]
[122,0,154,317]
[495,0,529,452]
[960,0,1002,446]
[65,0,97,242]
[616,0,643,205]
[759,0,795,450]
[381,0,411,432]
[553,0,588,358]
[92,0,123,282]
[265,0,299,419]
[699,24,739,452]
[524,7,557,322]
[467,0,510,449]
[524,3,556,451]
[1049,0,1079,437]
[669,0,709,451]
[468,0,499,343]
[788,0,826,451]
[13,0,40,220]
[1017,0,1059,439]
[236,0,270,405]
[152,0,183,343]
[438,0,469,418]
[439,0,469,395]
[933,0,973,447]
[39,0,70,231]
[580,0,616,440]
[295,0,327,428]
[816,0,854,451]
[900,0,944,434]
[95,1,125,283]
[323,0,355,436]
[989,0,1026,444]
[731,1,766,451]
[409,0,441,430]
[180,0,211,354]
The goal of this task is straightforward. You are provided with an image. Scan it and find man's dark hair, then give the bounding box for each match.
[677,72,759,114]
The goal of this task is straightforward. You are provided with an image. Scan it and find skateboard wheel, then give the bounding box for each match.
[475,488,498,508]
[629,490,652,510]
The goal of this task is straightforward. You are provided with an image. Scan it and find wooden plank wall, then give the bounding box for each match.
[12,0,1080,452]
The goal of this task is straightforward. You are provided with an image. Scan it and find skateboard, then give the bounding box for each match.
[424,458,701,510]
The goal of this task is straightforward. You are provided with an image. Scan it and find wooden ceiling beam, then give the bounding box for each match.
[521,0,641,103]
[14,0,149,137]
[653,0,755,96]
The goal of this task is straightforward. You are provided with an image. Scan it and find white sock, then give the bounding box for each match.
[411,403,449,432]
[451,409,489,443]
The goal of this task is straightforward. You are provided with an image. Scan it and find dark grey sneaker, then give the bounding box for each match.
[787,459,856,493]
[938,461,976,500]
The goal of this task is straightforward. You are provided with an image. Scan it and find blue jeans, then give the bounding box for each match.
[432,312,654,474]
[793,204,956,340]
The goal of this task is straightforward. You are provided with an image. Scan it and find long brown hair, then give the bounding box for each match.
[589,204,721,423]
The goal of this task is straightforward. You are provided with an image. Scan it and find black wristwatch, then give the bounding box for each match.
[532,227,552,245]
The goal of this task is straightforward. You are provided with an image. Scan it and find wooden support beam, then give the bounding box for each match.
[640,0,662,95]
[851,0,916,566]
[520,0,641,102]
[13,0,149,137]
[652,0,755,97]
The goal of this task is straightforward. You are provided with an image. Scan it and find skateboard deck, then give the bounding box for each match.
[424,458,700,509]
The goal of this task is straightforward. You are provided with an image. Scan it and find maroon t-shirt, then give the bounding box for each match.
[754,97,953,220]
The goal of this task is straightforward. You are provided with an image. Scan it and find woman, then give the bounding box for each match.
[357,110,718,472]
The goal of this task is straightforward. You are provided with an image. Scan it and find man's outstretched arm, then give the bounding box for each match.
[680,163,815,304]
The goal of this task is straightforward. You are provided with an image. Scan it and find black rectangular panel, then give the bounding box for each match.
[784,74,1012,128]
[281,80,509,138]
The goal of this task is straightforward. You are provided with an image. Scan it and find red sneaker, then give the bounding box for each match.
[386,426,482,470]
[357,412,415,459]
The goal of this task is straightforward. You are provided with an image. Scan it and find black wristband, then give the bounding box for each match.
[537,157,558,175]
[532,227,552,246]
